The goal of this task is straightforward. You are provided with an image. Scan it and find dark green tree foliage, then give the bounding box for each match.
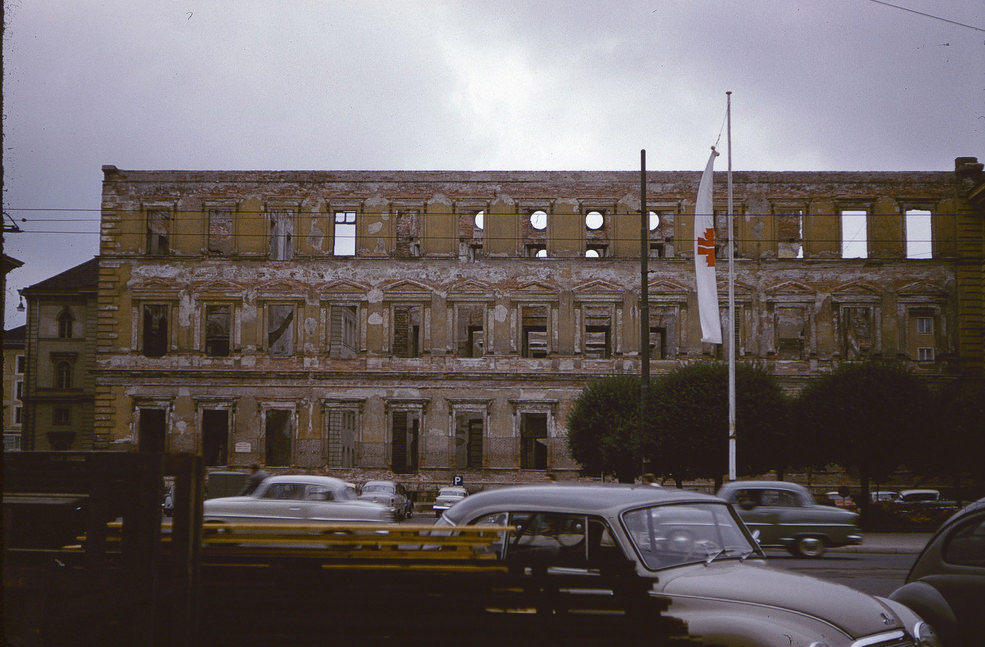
[792,362,930,502]
[566,374,642,482]
[916,380,985,503]
[643,362,788,488]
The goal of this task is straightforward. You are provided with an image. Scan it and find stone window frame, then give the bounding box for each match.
[51,352,77,389]
[257,400,299,466]
[897,292,947,365]
[446,398,492,470]
[381,281,432,358]
[837,202,873,260]
[648,202,680,259]
[202,302,235,357]
[204,201,238,256]
[193,397,237,464]
[320,398,365,468]
[132,299,175,357]
[384,397,430,472]
[573,292,621,358]
[582,203,613,259]
[331,207,358,257]
[455,200,488,261]
[143,202,175,257]
[261,300,302,358]
[57,308,75,339]
[764,284,816,360]
[772,201,807,259]
[833,290,882,361]
[899,201,936,260]
[446,281,495,356]
[132,397,174,452]
[509,399,559,471]
[519,202,552,258]
[266,201,300,261]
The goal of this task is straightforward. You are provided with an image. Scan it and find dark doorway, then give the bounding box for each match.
[202,409,229,466]
[139,408,166,453]
[265,410,292,466]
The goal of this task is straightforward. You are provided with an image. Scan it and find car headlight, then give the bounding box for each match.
[913,621,941,647]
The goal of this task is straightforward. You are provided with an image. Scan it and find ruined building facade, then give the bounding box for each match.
[93,160,985,482]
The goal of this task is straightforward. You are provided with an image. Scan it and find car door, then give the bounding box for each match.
[733,488,783,546]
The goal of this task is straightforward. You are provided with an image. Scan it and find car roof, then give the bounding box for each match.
[262,475,348,488]
[363,480,395,486]
[717,480,809,493]
[899,488,939,495]
[443,483,722,523]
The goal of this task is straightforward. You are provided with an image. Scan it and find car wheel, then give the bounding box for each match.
[793,536,826,558]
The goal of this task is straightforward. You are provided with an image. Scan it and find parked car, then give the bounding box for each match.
[824,490,858,512]
[717,480,862,557]
[203,475,392,524]
[872,490,899,504]
[359,480,412,520]
[891,497,985,647]
[893,489,960,525]
[437,484,938,647]
[432,486,468,517]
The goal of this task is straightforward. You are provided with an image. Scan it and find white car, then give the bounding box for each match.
[203,475,392,524]
[432,486,468,517]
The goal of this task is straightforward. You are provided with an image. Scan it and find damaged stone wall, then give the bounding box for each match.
[92,164,982,481]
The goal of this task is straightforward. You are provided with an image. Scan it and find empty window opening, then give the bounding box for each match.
[265,409,293,466]
[776,208,804,258]
[905,209,932,259]
[840,210,868,259]
[392,305,422,358]
[456,305,485,357]
[391,410,420,474]
[648,211,660,231]
[526,244,548,258]
[57,309,74,339]
[205,305,231,357]
[775,306,806,360]
[143,304,169,357]
[146,209,170,256]
[455,412,484,469]
[585,211,604,230]
[267,305,295,357]
[583,309,611,359]
[139,408,167,453]
[520,412,548,470]
[649,326,666,360]
[529,210,548,231]
[334,211,356,256]
[474,210,484,230]
[522,306,549,358]
[208,208,234,255]
[330,305,358,358]
[324,409,356,468]
[202,409,229,466]
[269,210,294,260]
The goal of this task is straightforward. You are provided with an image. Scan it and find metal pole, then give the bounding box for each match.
[641,150,650,391]
[726,92,736,482]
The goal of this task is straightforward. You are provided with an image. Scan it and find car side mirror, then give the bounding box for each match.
[739,500,757,511]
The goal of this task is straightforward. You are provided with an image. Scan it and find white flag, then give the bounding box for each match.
[694,148,722,344]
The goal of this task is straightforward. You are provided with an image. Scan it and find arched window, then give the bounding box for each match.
[57,309,74,338]
[56,362,72,389]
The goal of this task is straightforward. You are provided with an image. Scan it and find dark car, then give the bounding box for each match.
[437,484,937,647]
[717,480,862,557]
[890,497,985,647]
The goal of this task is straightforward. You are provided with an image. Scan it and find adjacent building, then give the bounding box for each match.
[87,159,983,483]
[18,258,99,451]
[3,325,26,451]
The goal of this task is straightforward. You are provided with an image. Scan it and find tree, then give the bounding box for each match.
[914,380,985,503]
[643,362,789,489]
[566,374,643,482]
[791,361,931,503]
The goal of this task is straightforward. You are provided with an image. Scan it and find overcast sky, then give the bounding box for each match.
[3,0,983,328]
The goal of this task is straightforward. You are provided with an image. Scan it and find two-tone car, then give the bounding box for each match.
[432,486,468,517]
[203,475,393,524]
[437,484,938,647]
[717,480,862,557]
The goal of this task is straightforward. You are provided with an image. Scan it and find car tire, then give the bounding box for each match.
[793,536,826,558]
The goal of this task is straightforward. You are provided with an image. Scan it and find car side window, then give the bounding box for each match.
[503,512,625,571]
[942,516,985,567]
[261,483,303,500]
[306,486,334,502]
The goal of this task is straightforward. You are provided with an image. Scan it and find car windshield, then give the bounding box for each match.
[363,484,392,494]
[622,502,758,570]
[439,488,463,497]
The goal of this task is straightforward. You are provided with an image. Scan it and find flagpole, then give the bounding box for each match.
[726,91,736,482]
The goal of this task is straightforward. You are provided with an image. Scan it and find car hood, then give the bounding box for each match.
[658,561,905,639]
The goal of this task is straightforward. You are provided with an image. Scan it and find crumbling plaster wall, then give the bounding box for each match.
[93,167,966,474]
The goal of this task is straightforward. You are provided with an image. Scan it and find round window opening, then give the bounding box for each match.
[649,211,660,231]
[530,210,548,231]
[474,210,484,230]
[585,211,604,230]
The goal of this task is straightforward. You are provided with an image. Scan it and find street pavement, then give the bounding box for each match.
[836,532,932,555]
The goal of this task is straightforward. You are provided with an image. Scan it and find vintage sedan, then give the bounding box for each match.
[359,480,412,520]
[432,486,468,517]
[203,475,392,524]
[718,480,862,557]
[437,484,938,647]
[891,497,985,647]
